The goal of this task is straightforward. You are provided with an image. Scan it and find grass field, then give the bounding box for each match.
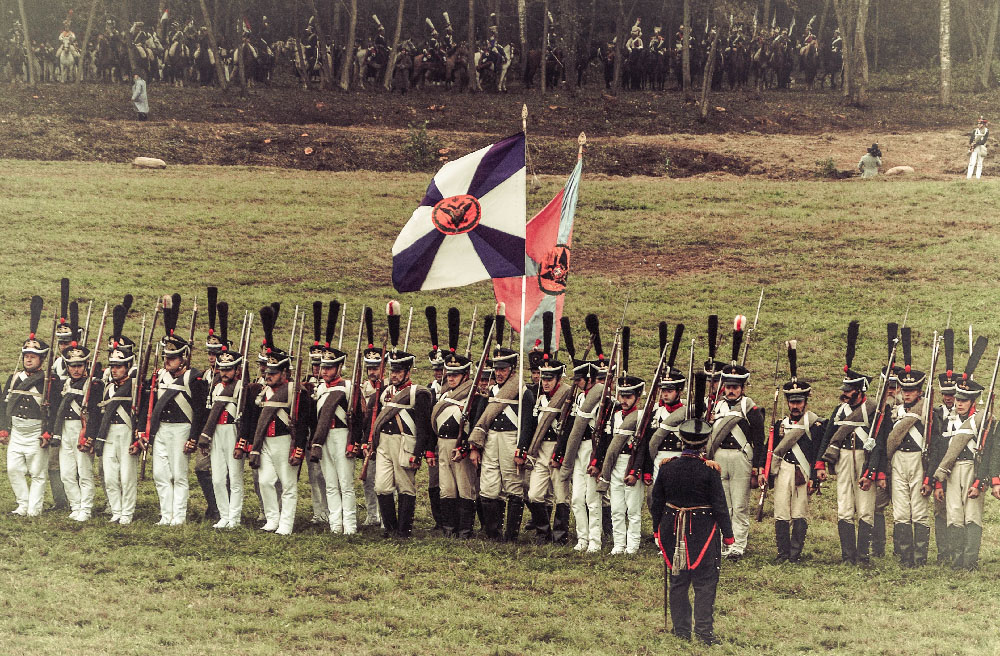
[1,160,1000,655]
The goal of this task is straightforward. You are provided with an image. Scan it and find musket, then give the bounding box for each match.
[344,306,366,457]
[623,330,673,484]
[969,325,974,357]
[78,305,111,450]
[40,314,59,445]
[359,331,389,481]
[705,315,721,422]
[232,314,254,459]
[402,306,414,351]
[133,300,161,427]
[755,343,781,521]
[288,305,300,354]
[140,341,161,481]
[973,347,1000,476]
[860,334,901,481]
[589,299,630,473]
[464,305,478,359]
[920,332,941,474]
[453,319,497,461]
[685,338,696,419]
[288,320,306,461]
[80,300,93,348]
[901,303,910,328]
[186,296,198,367]
[237,310,249,355]
[945,311,952,330]
[338,303,347,350]
[740,287,764,366]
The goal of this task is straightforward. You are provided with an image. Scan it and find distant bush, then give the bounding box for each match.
[404,121,441,171]
[815,157,839,178]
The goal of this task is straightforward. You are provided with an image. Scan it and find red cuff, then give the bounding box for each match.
[814,461,826,471]
[992,477,1000,486]
[935,481,943,490]
[972,479,982,490]
[424,450,435,459]
[643,473,652,484]
[723,536,735,546]
[589,458,598,468]
[876,472,886,481]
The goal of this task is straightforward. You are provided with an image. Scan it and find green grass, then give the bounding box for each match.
[1,160,1000,654]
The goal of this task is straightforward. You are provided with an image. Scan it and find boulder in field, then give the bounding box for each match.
[132,157,166,169]
[884,165,914,176]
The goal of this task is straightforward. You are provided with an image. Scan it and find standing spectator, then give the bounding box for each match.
[858,143,882,179]
[967,116,989,179]
[131,73,148,121]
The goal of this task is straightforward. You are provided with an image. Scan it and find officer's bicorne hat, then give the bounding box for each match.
[537,312,564,380]
[62,301,90,366]
[585,313,608,380]
[318,301,346,368]
[107,302,134,366]
[442,308,472,374]
[955,335,989,401]
[258,304,290,373]
[896,327,926,390]
[658,322,686,390]
[214,301,242,371]
[720,316,750,385]
[385,300,415,371]
[840,320,870,392]
[426,306,445,369]
[560,316,591,380]
[703,314,724,379]
[616,327,644,396]
[938,328,958,393]
[781,340,811,401]
[22,295,50,356]
[492,303,517,368]
[361,305,384,367]
[679,373,712,448]
[206,286,230,355]
[160,293,191,357]
[55,278,75,344]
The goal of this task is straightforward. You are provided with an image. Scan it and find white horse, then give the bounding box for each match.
[497,44,513,92]
[352,46,367,89]
[56,43,80,82]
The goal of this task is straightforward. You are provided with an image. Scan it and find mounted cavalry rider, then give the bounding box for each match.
[486,14,506,65]
[425,18,442,63]
[831,29,843,53]
[372,14,388,53]
[441,12,455,51]
[57,15,78,58]
[626,19,643,53]
[649,27,666,54]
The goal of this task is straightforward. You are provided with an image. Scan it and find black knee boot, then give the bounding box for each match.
[523,494,538,532]
[440,497,457,537]
[377,494,398,538]
[894,522,914,567]
[504,496,525,542]
[789,519,807,563]
[949,525,966,569]
[872,513,886,558]
[962,523,983,570]
[475,496,486,531]
[428,486,443,531]
[552,503,571,545]
[912,523,930,567]
[528,502,551,543]
[837,520,857,564]
[457,498,476,539]
[396,494,416,538]
[774,520,791,563]
[481,498,504,540]
[197,470,220,521]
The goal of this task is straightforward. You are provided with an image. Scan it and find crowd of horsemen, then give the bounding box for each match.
[1,10,846,92]
[3,281,998,577]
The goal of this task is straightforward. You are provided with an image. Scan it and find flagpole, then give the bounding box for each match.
[517,104,529,450]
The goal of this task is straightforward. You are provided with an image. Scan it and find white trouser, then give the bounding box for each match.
[571,439,602,549]
[771,459,808,522]
[308,458,329,521]
[968,145,986,179]
[527,442,570,505]
[610,457,644,553]
[103,424,138,520]
[152,423,191,524]
[891,450,928,526]
[7,417,47,516]
[946,461,984,527]
[59,419,94,515]
[210,424,244,526]
[716,447,752,553]
[259,434,298,534]
[320,428,356,534]
[835,447,875,523]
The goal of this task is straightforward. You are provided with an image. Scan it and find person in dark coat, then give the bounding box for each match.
[650,372,733,645]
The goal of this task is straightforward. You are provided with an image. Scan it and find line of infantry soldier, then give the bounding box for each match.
[3,282,999,575]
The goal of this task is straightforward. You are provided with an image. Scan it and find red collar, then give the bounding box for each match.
[328,376,343,387]
[395,380,412,392]
[545,382,561,399]
[661,400,683,412]
[621,404,638,417]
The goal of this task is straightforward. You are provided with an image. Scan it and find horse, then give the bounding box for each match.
[392,48,413,94]
[820,42,843,89]
[771,41,792,89]
[575,40,601,87]
[444,43,470,91]
[193,34,216,85]
[723,43,748,90]
[56,43,80,82]
[800,40,820,89]
[363,44,389,88]
[411,50,446,89]
[163,36,190,86]
[232,38,260,87]
[751,41,772,90]
[600,45,615,89]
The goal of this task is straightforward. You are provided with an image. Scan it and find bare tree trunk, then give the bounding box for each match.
[941,0,951,104]
[16,0,34,84]
[563,0,578,94]
[833,0,852,100]
[818,0,832,39]
[79,0,100,82]
[963,0,981,73]
[157,0,168,39]
[763,0,772,32]
[517,0,527,78]
[700,28,718,119]
[340,0,357,90]
[198,0,229,89]
[872,0,879,72]
[333,2,342,43]
[851,0,870,105]
[982,0,1000,88]
[682,0,691,92]
[541,0,549,93]
[469,0,478,90]
[307,0,335,89]
[612,0,623,93]
[384,0,406,90]
[122,0,138,76]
